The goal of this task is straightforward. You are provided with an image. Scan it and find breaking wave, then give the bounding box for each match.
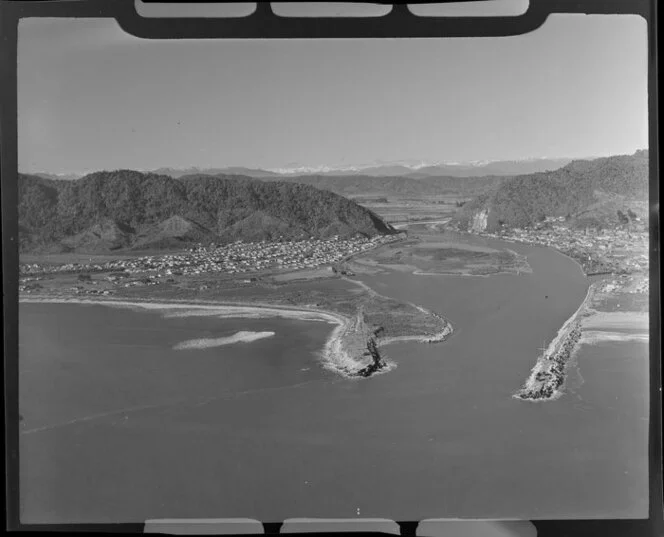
[580,330,649,345]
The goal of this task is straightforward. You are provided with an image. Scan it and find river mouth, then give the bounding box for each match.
[18,234,648,522]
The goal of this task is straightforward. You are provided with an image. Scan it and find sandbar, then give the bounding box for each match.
[174,331,276,350]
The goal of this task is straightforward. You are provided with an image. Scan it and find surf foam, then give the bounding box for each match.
[580,330,649,345]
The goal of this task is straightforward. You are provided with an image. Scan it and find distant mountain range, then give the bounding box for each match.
[265,158,576,178]
[454,150,649,232]
[187,173,505,199]
[407,158,576,178]
[18,171,394,254]
[150,158,575,179]
[28,157,578,182]
[33,172,86,182]
[150,166,281,179]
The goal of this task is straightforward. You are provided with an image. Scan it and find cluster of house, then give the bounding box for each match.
[178,235,397,275]
[19,235,399,279]
[596,274,649,296]
[18,281,43,294]
[483,223,649,276]
[631,277,649,294]
[21,262,82,275]
[66,287,115,296]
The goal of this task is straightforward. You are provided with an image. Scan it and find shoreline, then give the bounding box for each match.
[341,277,455,345]
[20,295,367,377]
[476,232,591,278]
[513,282,595,402]
[412,269,522,278]
[20,291,453,379]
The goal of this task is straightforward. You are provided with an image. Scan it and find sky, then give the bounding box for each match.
[17,13,648,175]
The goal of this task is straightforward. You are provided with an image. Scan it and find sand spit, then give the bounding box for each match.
[339,279,454,345]
[20,296,344,324]
[20,294,452,379]
[381,303,453,345]
[514,284,595,402]
[20,296,357,374]
[174,331,275,350]
[414,270,502,278]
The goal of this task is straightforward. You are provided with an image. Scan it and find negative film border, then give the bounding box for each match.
[1,1,660,535]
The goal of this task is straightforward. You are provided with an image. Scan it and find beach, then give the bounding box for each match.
[19,294,453,379]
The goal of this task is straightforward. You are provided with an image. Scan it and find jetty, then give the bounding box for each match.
[514,283,595,401]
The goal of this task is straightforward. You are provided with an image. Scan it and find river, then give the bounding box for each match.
[19,236,648,523]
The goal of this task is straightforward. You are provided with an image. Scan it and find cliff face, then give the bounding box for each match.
[469,209,489,233]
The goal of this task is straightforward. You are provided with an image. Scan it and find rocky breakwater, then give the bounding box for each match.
[324,309,390,378]
[328,305,454,379]
[333,310,394,378]
[356,314,453,377]
[357,336,388,377]
[515,284,595,401]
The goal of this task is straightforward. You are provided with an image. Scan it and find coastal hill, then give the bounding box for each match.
[454,150,649,232]
[18,170,395,253]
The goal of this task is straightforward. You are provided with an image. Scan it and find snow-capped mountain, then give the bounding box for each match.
[266,159,440,175]
[264,157,576,177]
[33,172,84,181]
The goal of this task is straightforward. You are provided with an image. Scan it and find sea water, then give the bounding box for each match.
[18,239,649,522]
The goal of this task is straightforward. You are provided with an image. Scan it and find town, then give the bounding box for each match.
[478,217,649,279]
[19,221,650,298]
[469,217,650,298]
[19,234,400,294]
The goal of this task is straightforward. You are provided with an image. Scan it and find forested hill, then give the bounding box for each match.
[454,150,649,232]
[18,170,395,253]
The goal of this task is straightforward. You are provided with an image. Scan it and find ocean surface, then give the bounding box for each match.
[19,237,649,523]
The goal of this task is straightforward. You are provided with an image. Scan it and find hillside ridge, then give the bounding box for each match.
[18,170,395,254]
[453,150,649,232]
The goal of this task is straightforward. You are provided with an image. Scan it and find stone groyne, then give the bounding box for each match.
[514,284,595,402]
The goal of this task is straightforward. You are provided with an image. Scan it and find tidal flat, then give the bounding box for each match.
[346,229,532,277]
